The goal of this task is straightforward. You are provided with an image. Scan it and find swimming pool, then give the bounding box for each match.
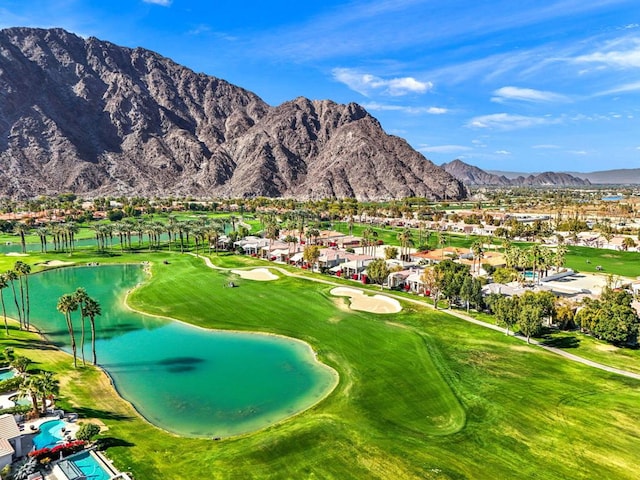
[0,368,15,382]
[59,450,113,480]
[33,419,67,449]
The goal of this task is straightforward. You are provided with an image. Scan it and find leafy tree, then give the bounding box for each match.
[367,259,390,288]
[303,245,321,271]
[493,296,519,335]
[518,303,543,343]
[37,371,59,414]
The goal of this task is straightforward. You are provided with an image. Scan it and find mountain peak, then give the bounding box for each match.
[0,27,465,200]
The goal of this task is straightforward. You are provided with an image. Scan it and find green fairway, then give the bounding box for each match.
[2,252,640,479]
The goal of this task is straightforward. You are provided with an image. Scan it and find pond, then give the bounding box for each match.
[6,265,337,437]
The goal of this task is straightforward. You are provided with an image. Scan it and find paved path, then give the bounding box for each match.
[188,253,640,381]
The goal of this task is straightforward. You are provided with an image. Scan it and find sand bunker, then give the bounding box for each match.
[330,287,401,314]
[231,268,279,281]
[5,252,28,257]
[41,260,75,267]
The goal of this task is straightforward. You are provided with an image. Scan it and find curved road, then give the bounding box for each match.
[189,253,640,381]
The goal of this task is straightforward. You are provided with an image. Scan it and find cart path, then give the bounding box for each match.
[188,253,640,381]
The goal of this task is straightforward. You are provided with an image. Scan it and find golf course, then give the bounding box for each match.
[2,251,640,479]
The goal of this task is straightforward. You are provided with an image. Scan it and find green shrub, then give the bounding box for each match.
[76,423,101,441]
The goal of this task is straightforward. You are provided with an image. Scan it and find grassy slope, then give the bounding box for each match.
[1,249,640,478]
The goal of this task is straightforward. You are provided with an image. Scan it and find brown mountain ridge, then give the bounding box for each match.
[0,27,467,201]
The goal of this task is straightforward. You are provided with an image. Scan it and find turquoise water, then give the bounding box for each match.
[602,195,624,201]
[33,419,66,449]
[67,451,111,480]
[0,368,15,381]
[8,265,336,437]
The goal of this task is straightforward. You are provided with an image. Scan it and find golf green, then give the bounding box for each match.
[6,265,337,437]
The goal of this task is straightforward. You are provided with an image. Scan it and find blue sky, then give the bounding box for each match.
[1,0,639,173]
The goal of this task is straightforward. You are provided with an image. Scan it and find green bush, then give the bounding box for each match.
[76,423,101,441]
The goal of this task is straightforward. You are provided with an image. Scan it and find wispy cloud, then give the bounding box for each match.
[573,38,640,68]
[491,86,569,103]
[467,113,559,130]
[596,80,640,95]
[419,145,473,154]
[532,144,561,149]
[568,150,589,155]
[332,68,432,96]
[495,150,511,155]
[362,102,447,114]
[143,0,172,6]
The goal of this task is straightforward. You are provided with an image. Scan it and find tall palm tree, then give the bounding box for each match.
[37,372,59,414]
[5,270,22,329]
[83,297,102,365]
[14,261,31,330]
[57,293,79,368]
[36,226,48,253]
[397,228,414,262]
[74,288,89,365]
[13,223,29,254]
[0,273,9,335]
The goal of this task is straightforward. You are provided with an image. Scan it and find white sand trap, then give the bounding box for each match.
[231,268,279,281]
[5,252,28,257]
[42,260,75,267]
[330,287,401,314]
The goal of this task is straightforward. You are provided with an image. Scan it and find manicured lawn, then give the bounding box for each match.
[541,330,640,375]
[2,251,640,479]
[565,245,640,278]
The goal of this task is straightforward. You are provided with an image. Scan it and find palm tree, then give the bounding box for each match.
[57,293,79,368]
[83,297,102,365]
[18,375,39,413]
[5,270,22,329]
[13,223,29,254]
[0,274,9,335]
[397,228,414,262]
[74,287,91,365]
[38,371,59,414]
[14,261,31,330]
[470,240,484,274]
[36,226,49,253]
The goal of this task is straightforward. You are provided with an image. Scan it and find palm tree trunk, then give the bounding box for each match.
[90,317,97,365]
[0,293,8,335]
[10,283,22,329]
[80,313,86,365]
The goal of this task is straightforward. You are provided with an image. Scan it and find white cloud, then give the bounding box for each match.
[573,39,640,68]
[419,145,473,154]
[596,81,640,95]
[467,113,558,130]
[491,86,568,103]
[495,150,511,155]
[143,0,172,5]
[362,102,447,114]
[332,68,432,97]
[568,150,588,155]
[532,144,560,149]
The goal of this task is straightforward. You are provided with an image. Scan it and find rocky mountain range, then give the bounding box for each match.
[0,27,467,201]
[442,159,591,186]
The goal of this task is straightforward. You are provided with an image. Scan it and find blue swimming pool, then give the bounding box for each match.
[0,368,15,382]
[33,419,66,449]
[66,450,112,480]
